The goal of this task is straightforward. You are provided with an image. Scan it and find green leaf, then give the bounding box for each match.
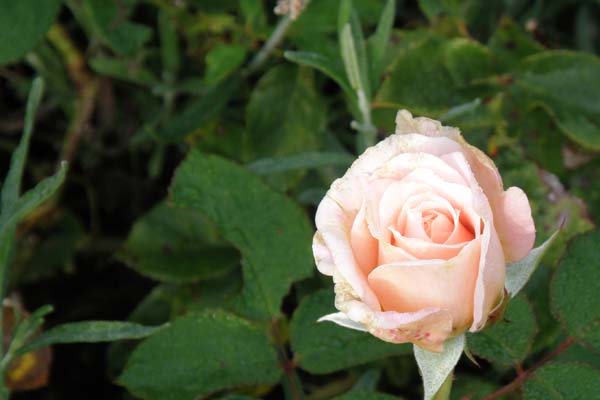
[170,152,314,320]
[0,0,61,65]
[89,57,159,85]
[0,162,68,238]
[17,321,164,356]
[334,391,400,400]
[418,0,463,20]
[119,201,239,283]
[1,77,45,211]
[551,229,600,351]
[367,0,396,89]
[451,374,499,400]
[338,0,371,100]
[505,231,559,298]
[375,35,494,116]
[467,295,537,366]
[513,51,600,150]
[118,310,280,400]
[524,362,600,399]
[203,44,247,86]
[158,75,241,142]
[284,50,354,99]
[488,17,544,72]
[84,0,151,55]
[246,152,354,175]
[414,334,464,400]
[290,290,411,374]
[245,65,325,162]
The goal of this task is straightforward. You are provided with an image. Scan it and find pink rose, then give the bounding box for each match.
[313,110,535,352]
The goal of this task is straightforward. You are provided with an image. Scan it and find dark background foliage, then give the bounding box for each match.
[1,0,600,399]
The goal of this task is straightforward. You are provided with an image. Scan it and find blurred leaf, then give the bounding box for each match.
[0,0,61,65]
[203,44,247,86]
[415,335,464,400]
[284,51,354,98]
[158,11,180,78]
[158,74,241,142]
[551,229,600,351]
[89,57,159,85]
[468,295,537,366]
[513,51,600,150]
[245,65,325,161]
[170,152,314,320]
[334,391,400,400]
[524,362,600,399]
[418,0,463,21]
[367,0,396,89]
[290,290,411,374]
[17,321,163,356]
[84,0,151,55]
[118,310,280,400]
[375,35,494,116]
[247,152,354,175]
[119,201,239,284]
[505,231,559,298]
[488,17,544,72]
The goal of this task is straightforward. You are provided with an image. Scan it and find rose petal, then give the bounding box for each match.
[390,228,466,260]
[494,186,536,262]
[368,239,482,332]
[351,199,379,275]
[313,232,334,276]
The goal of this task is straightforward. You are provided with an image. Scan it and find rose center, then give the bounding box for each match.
[421,210,454,244]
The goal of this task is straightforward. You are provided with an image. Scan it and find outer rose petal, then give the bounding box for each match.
[368,239,481,332]
[327,270,453,352]
[494,186,536,262]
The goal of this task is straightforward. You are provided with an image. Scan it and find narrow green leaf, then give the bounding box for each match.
[524,362,600,399]
[170,152,314,320]
[367,0,396,89]
[551,229,600,351]
[247,152,354,175]
[118,310,280,400]
[414,335,464,400]
[290,290,411,374]
[0,0,61,65]
[17,321,164,356]
[1,77,45,211]
[158,11,180,77]
[158,75,241,142]
[119,201,239,283]
[0,162,68,238]
[506,230,559,298]
[284,50,355,98]
[467,295,537,366]
[338,0,371,99]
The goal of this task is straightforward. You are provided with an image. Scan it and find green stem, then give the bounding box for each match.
[245,15,294,75]
[432,371,453,400]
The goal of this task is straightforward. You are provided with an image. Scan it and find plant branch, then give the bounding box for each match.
[481,337,575,400]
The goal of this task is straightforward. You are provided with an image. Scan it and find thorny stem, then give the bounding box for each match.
[481,337,575,400]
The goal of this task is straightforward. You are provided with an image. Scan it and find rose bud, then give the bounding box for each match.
[313,110,535,352]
